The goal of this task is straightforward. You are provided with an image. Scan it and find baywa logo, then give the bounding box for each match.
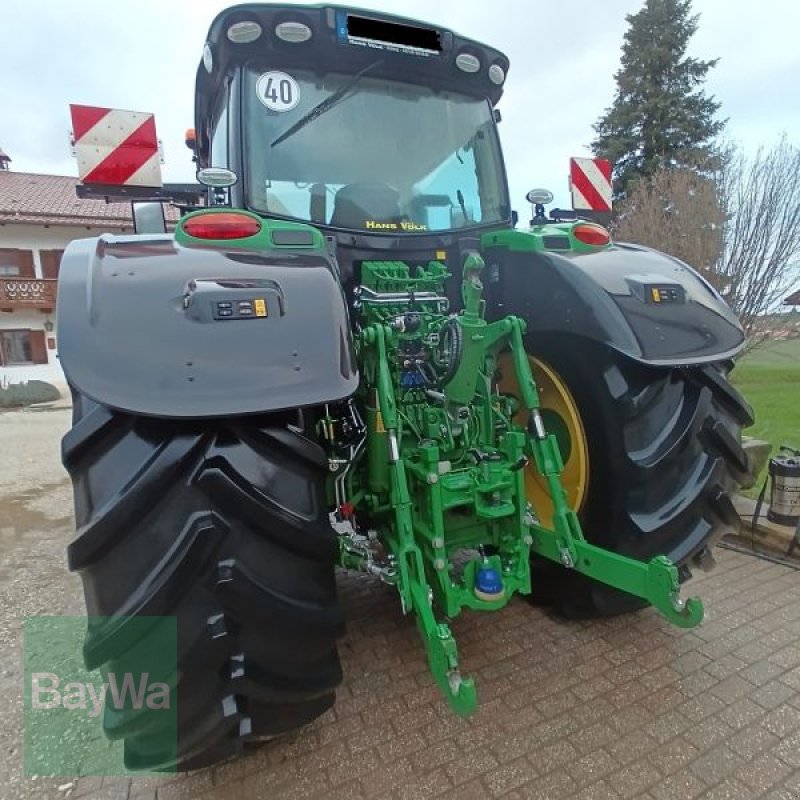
[31,671,171,718]
[24,616,178,776]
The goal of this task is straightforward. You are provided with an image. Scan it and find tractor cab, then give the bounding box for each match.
[194,4,512,243]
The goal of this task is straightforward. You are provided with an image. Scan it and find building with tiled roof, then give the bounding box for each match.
[0,169,182,229]
[0,160,180,389]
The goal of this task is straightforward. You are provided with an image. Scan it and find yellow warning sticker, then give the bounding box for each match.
[651,288,661,303]
[375,410,386,433]
[435,250,447,261]
[254,298,267,317]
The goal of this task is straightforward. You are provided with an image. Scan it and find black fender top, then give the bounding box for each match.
[485,241,745,365]
[57,234,358,418]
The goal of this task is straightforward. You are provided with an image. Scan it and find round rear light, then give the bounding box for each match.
[573,223,610,247]
[182,213,262,240]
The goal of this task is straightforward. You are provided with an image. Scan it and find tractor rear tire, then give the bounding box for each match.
[525,334,753,618]
[62,390,344,771]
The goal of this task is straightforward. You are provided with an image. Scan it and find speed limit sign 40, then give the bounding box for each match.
[256,71,300,112]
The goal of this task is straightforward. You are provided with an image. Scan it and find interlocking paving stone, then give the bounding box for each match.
[608,758,663,798]
[752,679,799,710]
[650,770,708,800]
[688,743,741,784]
[700,777,758,800]
[735,752,795,794]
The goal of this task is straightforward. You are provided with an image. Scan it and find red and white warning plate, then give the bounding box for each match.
[569,157,612,213]
[70,104,162,188]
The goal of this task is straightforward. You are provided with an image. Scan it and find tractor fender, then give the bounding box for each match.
[57,234,358,418]
[485,240,744,365]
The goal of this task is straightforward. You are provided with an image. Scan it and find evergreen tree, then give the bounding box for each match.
[592,0,724,199]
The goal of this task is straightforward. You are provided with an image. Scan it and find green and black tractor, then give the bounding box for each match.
[58,3,753,771]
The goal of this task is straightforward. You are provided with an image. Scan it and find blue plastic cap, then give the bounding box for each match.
[476,565,503,595]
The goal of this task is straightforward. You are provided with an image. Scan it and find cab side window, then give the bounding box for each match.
[210,84,229,168]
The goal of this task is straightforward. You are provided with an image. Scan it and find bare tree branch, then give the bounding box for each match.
[612,165,724,279]
[717,137,800,340]
[610,137,800,346]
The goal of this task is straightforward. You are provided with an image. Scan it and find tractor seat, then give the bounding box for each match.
[330,183,402,230]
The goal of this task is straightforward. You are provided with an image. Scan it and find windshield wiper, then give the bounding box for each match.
[271,61,382,148]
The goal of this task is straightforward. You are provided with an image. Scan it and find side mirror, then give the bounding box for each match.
[526,188,554,227]
[525,188,554,205]
[131,202,166,235]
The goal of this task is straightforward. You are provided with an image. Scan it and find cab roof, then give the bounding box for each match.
[195,3,510,162]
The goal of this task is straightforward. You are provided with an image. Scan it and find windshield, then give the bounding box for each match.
[243,67,509,234]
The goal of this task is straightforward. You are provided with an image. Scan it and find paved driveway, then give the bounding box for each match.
[2,409,799,799]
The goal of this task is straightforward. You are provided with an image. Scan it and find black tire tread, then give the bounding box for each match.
[64,391,343,771]
[526,335,752,617]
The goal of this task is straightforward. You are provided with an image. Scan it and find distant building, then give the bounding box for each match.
[0,154,177,390]
[785,288,800,308]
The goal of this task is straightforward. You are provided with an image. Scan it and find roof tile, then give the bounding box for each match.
[0,171,181,228]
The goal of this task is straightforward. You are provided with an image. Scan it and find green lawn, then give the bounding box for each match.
[730,339,800,495]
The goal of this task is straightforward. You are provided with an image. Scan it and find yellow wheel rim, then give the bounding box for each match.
[496,353,589,527]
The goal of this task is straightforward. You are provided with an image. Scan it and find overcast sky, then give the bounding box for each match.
[1,0,798,214]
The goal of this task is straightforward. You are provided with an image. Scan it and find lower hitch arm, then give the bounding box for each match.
[507,318,704,630]
[644,555,704,628]
[409,578,478,717]
[530,532,704,628]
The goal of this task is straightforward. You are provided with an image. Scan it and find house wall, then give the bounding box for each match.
[0,222,121,392]
[0,307,62,386]
[0,223,102,261]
